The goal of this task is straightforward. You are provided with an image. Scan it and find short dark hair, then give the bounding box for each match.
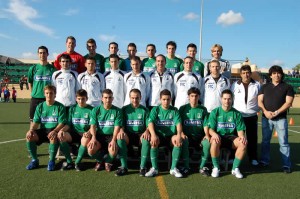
[269,65,284,79]
[76,89,88,98]
[127,43,137,49]
[109,42,118,48]
[184,56,194,62]
[109,54,120,60]
[66,36,76,43]
[146,44,156,50]
[160,89,171,98]
[187,87,200,96]
[85,56,96,62]
[37,46,49,54]
[130,56,141,63]
[166,41,177,50]
[187,43,197,50]
[59,54,71,61]
[103,89,113,96]
[240,65,252,73]
[221,89,233,98]
[130,88,141,96]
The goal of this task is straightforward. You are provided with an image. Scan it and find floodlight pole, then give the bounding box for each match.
[199,0,204,61]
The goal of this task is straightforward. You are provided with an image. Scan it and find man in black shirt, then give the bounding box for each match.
[258,65,294,173]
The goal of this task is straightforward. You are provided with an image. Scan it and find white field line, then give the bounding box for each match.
[0,138,25,145]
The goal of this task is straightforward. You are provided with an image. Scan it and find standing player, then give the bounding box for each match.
[165,41,183,75]
[124,56,150,107]
[25,85,66,171]
[180,43,205,77]
[89,89,128,176]
[54,36,86,73]
[84,38,105,73]
[231,65,260,166]
[258,65,294,173]
[121,89,150,176]
[103,42,126,72]
[52,54,80,111]
[179,87,210,176]
[124,43,138,72]
[28,46,56,122]
[174,56,203,109]
[148,54,174,107]
[57,89,94,171]
[78,56,105,107]
[104,54,126,108]
[204,44,231,79]
[142,44,156,74]
[145,89,183,178]
[209,89,247,179]
[203,60,230,113]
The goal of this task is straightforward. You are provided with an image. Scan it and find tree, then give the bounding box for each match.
[293,64,300,71]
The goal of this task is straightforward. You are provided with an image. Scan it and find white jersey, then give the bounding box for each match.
[52,69,79,107]
[174,71,203,109]
[148,70,174,106]
[124,71,150,107]
[203,75,230,112]
[78,71,105,107]
[104,69,126,108]
[231,79,261,117]
[204,58,231,79]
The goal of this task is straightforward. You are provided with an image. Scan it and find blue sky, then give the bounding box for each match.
[0,0,299,69]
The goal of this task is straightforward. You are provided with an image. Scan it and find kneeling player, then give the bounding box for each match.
[89,89,127,176]
[145,89,183,178]
[26,85,66,171]
[121,89,150,176]
[179,87,210,176]
[209,89,247,179]
[57,89,94,171]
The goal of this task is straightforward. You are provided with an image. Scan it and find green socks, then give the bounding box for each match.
[150,148,158,169]
[181,139,190,168]
[59,142,72,163]
[26,141,37,160]
[89,150,103,163]
[140,138,150,169]
[233,157,242,169]
[212,157,220,169]
[49,143,59,161]
[75,145,87,164]
[117,139,128,168]
[171,146,181,170]
[199,139,210,169]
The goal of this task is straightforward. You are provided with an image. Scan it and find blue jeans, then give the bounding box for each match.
[260,117,291,168]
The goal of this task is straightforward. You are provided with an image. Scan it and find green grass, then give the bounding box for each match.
[1,100,300,199]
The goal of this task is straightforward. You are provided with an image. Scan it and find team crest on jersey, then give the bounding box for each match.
[207,82,215,90]
[197,113,201,118]
[118,77,122,81]
[110,114,114,119]
[52,110,57,116]
[92,80,97,85]
[84,113,89,118]
[237,89,241,93]
[228,117,233,122]
[169,113,173,119]
[138,114,142,119]
[220,82,225,88]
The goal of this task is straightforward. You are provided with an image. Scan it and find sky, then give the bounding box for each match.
[0,0,299,69]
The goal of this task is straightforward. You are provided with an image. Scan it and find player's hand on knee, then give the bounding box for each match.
[174,135,182,147]
[57,130,64,142]
[117,131,126,140]
[181,133,187,140]
[211,133,220,144]
[47,130,58,141]
[88,137,97,150]
[109,140,117,152]
[141,131,151,141]
[83,132,92,139]
[238,136,247,145]
[150,134,159,147]
[26,130,34,140]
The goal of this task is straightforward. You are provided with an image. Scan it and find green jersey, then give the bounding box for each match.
[208,107,246,136]
[90,105,122,135]
[103,57,126,72]
[28,63,56,98]
[166,56,183,75]
[180,60,205,77]
[67,104,93,134]
[122,104,149,134]
[179,104,208,138]
[148,105,181,137]
[142,57,156,74]
[33,101,66,129]
[84,53,105,73]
